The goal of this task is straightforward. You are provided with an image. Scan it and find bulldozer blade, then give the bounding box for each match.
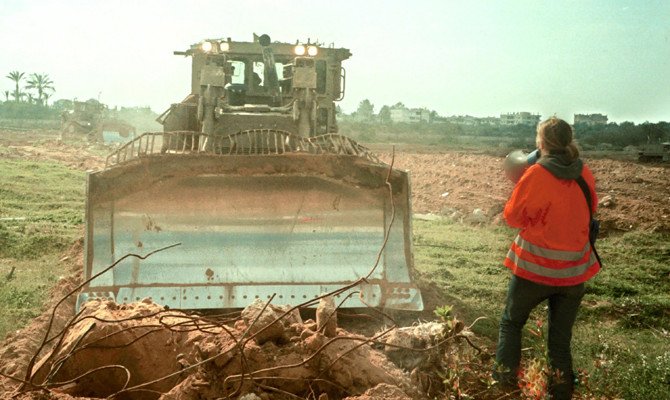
[79,134,423,311]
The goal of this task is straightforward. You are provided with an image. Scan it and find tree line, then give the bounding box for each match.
[3,71,55,106]
[339,99,669,150]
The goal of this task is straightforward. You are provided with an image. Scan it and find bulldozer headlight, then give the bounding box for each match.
[294,44,306,56]
[307,46,318,56]
[201,41,213,53]
[219,41,230,52]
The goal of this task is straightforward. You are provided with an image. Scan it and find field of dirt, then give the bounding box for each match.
[2,130,668,233]
[1,129,668,399]
[376,147,670,233]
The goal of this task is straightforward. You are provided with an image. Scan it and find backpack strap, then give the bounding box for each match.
[575,176,593,218]
[575,175,602,267]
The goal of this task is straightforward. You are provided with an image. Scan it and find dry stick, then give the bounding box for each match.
[21,242,181,390]
[226,153,402,394]
[16,322,162,394]
[226,293,278,399]
[458,334,483,355]
[43,306,89,346]
[49,308,172,341]
[65,325,165,353]
[316,292,359,335]
[358,330,478,354]
[45,314,185,361]
[307,382,318,400]
[315,149,489,372]
[102,316,242,396]
[246,371,350,396]
[365,145,396,281]
[358,296,400,328]
[157,313,228,334]
[467,316,488,331]
[316,150,398,333]
[96,152,401,398]
[0,371,34,386]
[223,329,393,388]
[44,322,97,384]
[223,326,455,400]
[105,310,245,397]
[108,293,278,399]
[320,325,397,377]
[44,364,131,391]
[256,382,312,400]
[41,308,173,367]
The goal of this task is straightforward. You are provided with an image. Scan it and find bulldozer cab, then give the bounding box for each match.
[158,35,349,138]
[78,35,423,312]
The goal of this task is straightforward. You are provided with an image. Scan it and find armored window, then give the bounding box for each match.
[228,60,245,85]
[253,61,264,86]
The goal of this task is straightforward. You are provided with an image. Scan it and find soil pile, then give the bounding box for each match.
[1,296,479,400]
[379,151,670,233]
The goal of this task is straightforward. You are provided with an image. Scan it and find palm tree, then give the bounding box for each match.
[26,73,55,106]
[3,91,9,102]
[6,71,25,102]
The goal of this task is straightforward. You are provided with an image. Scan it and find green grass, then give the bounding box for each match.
[0,158,85,338]
[0,256,64,337]
[0,159,84,259]
[414,219,670,399]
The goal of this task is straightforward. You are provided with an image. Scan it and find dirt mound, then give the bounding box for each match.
[379,151,670,233]
[1,297,481,400]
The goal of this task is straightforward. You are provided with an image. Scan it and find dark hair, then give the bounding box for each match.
[537,117,579,160]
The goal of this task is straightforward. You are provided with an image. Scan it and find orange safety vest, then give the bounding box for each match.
[503,163,600,286]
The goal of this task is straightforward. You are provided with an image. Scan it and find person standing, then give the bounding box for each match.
[494,117,600,399]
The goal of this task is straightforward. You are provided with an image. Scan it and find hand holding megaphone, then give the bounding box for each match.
[503,149,540,183]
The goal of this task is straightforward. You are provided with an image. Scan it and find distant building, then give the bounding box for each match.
[389,105,430,123]
[500,112,541,126]
[478,116,500,126]
[445,115,500,126]
[389,107,409,123]
[445,115,477,125]
[574,113,608,125]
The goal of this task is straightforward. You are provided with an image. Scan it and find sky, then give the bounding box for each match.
[1,0,668,123]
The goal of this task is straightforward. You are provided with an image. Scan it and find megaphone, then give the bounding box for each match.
[503,149,540,183]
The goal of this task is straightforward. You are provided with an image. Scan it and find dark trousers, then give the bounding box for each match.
[494,275,585,400]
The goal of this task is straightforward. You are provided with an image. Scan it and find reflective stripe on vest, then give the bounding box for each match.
[506,235,598,279]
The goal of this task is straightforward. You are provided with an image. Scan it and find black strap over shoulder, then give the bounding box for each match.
[576,176,602,267]
[575,176,593,217]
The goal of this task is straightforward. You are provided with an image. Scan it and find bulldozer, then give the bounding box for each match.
[638,142,670,162]
[78,34,423,311]
[60,99,136,144]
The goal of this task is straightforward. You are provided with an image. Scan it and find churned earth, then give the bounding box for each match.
[376,148,670,233]
[3,130,667,233]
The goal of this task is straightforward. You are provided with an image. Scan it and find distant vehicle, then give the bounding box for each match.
[60,99,136,144]
[638,142,670,162]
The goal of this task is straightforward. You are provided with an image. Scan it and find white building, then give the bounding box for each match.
[500,112,541,126]
[574,113,608,125]
[389,106,430,123]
